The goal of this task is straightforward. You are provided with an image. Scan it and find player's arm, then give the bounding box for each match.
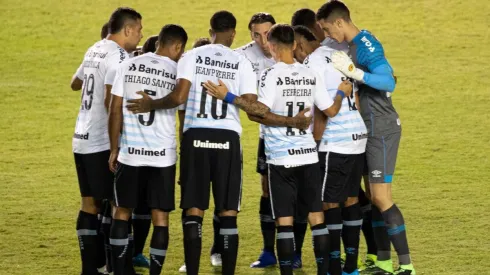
[178,106,185,142]
[70,63,84,91]
[107,66,125,173]
[316,78,353,117]
[332,48,396,92]
[313,106,327,146]
[104,51,128,111]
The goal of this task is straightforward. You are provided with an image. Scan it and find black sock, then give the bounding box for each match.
[372,206,391,261]
[361,205,377,256]
[211,209,222,255]
[149,226,169,275]
[311,224,329,275]
[126,219,136,274]
[276,226,295,275]
[110,219,129,275]
[101,202,113,273]
[220,216,239,274]
[342,203,363,273]
[382,204,411,265]
[259,196,275,253]
[293,220,307,257]
[325,208,342,275]
[132,207,151,256]
[96,212,106,270]
[77,211,99,275]
[183,215,203,275]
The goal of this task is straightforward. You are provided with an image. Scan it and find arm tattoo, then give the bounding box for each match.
[233,96,269,118]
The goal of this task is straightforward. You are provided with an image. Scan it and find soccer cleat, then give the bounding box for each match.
[250,250,277,268]
[179,264,186,273]
[394,264,416,275]
[360,266,392,275]
[341,253,346,266]
[211,253,222,267]
[359,254,377,271]
[132,253,150,268]
[343,270,360,275]
[292,253,302,269]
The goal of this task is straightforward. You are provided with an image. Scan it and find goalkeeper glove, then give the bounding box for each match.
[332,51,365,82]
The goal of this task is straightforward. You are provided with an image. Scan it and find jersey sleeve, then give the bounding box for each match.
[356,36,392,73]
[104,50,128,86]
[176,51,195,82]
[238,58,257,96]
[110,63,126,97]
[257,69,276,109]
[313,71,334,111]
[74,62,84,80]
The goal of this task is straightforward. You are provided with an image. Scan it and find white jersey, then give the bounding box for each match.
[258,62,334,166]
[235,41,276,138]
[72,39,129,154]
[321,37,350,53]
[111,53,178,167]
[305,46,367,154]
[178,44,257,135]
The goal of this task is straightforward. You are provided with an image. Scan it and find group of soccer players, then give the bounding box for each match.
[70,1,416,275]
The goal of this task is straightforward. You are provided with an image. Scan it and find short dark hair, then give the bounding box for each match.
[293,25,317,42]
[210,10,237,32]
[158,24,188,47]
[193,37,211,48]
[316,1,351,22]
[291,8,316,28]
[108,7,142,34]
[101,22,109,39]
[141,35,158,53]
[248,12,276,31]
[267,24,295,46]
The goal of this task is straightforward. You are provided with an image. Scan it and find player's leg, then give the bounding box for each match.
[251,138,277,268]
[301,163,329,275]
[358,182,377,270]
[100,200,113,273]
[292,218,307,269]
[369,133,414,275]
[132,192,151,268]
[178,209,187,273]
[342,154,365,275]
[210,209,222,267]
[180,129,211,275]
[147,165,176,275]
[110,163,139,275]
[268,164,296,275]
[212,129,242,275]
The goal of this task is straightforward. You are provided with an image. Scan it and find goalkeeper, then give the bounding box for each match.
[316,1,415,275]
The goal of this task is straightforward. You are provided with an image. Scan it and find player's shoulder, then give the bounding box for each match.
[304,47,334,67]
[235,41,257,54]
[353,30,384,55]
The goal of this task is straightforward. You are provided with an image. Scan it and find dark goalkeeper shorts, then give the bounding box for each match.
[256,138,268,175]
[268,162,323,221]
[319,152,364,203]
[179,128,242,212]
[74,150,113,200]
[364,131,401,184]
[113,163,176,211]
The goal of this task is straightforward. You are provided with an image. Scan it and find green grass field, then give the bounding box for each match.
[1,0,490,274]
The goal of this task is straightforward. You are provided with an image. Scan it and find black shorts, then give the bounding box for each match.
[256,138,267,175]
[319,152,364,203]
[268,163,323,220]
[113,163,176,211]
[180,128,242,212]
[74,150,113,200]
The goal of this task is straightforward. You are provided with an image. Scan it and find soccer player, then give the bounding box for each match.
[108,24,187,275]
[316,2,415,274]
[70,7,142,275]
[203,23,353,275]
[235,12,279,269]
[193,37,211,48]
[101,22,109,39]
[293,25,366,275]
[291,8,348,53]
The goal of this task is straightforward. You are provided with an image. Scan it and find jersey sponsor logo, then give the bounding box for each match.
[196,56,239,70]
[193,140,230,149]
[128,147,166,156]
[361,36,376,52]
[276,76,316,86]
[128,63,176,79]
[325,56,332,63]
[371,170,382,178]
[287,147,317,156]
[352,133,368,141]
[73,132,89,140]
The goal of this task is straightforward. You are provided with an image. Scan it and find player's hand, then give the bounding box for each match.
[331,51,365,82]
[293,107,313,130]
[338,80,353,98]
[109,149,119,173]
[202,79,229,100]
[126,91,153,114]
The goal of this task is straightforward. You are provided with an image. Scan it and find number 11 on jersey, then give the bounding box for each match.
[286,101,307,136]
